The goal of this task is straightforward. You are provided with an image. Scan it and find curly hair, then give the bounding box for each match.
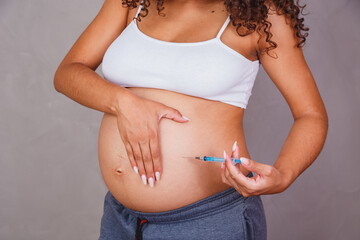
[122,0,309,57]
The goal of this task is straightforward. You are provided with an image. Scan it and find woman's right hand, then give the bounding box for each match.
[115,92,190,187]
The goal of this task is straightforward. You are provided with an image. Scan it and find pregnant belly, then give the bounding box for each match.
[97,87,251,213]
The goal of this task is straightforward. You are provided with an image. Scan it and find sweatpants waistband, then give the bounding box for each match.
[116,171,254,223]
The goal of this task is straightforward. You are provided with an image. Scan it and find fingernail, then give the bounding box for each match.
[141,174,147,185]
[182,115,190,121]
[148,177,154,187]
[221,162,224,168]
[155,171,161,181]
[133,166,139,175]
[223,150,227,160]
[240,157,249,165]
[232,140,237,152]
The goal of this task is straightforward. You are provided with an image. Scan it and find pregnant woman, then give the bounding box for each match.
[54,0,328,239]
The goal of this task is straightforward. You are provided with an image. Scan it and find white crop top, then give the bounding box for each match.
[102,1,260,109]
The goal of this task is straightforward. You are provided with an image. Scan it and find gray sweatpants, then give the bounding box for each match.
[99,172,267,240]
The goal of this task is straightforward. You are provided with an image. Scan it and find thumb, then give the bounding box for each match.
[158,107,190,122]
[240,157,269,175]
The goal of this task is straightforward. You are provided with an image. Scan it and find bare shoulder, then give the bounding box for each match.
[253,3,301,57]
[252,4,326,118]
[57,0,130,71]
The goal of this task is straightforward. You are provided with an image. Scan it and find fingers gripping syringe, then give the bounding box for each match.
[182,156,242,164]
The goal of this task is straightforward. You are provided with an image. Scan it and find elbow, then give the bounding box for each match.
[301,111,328,126]
[295,104,329,129]
[53,67,62,93]
[312,111,329,146]
[53,64,67,93]
[315,107,329,131]
[323,111,329,136]
[317,111,329,138]
[323,111,329,129]
[295,109,329,135]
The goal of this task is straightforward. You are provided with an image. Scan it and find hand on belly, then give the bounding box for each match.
[108,91,190,189]
[97,88,250,212]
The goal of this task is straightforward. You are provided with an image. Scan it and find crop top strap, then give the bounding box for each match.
[134,0,143,19]
[216,15,231,39]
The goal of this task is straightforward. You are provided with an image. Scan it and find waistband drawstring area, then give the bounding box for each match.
[135,217,148,240]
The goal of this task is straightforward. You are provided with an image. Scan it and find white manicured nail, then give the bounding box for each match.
[148,177,154,187]
[182,115,190,121]
[133,166,139,175]
[141,174,147,185]
[240,157,249,165]
[223,150,227,160]
[232,140,237,152]
[155,171,161,181]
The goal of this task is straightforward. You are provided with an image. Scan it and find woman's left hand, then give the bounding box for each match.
[220,141,290,197]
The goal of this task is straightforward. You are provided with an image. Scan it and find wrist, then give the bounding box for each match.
[275,166,297,192]
[112,87,136,116]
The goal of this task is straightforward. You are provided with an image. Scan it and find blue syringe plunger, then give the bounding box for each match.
[182,156,242,164]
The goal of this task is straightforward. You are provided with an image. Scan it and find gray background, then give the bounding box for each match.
[1,0,359,239]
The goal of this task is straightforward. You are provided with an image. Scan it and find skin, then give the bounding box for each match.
[54,0,328,212]
[221,5,329,197]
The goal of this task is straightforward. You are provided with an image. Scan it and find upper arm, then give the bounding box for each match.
[57,0,129,71]
[255,8,327,120]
